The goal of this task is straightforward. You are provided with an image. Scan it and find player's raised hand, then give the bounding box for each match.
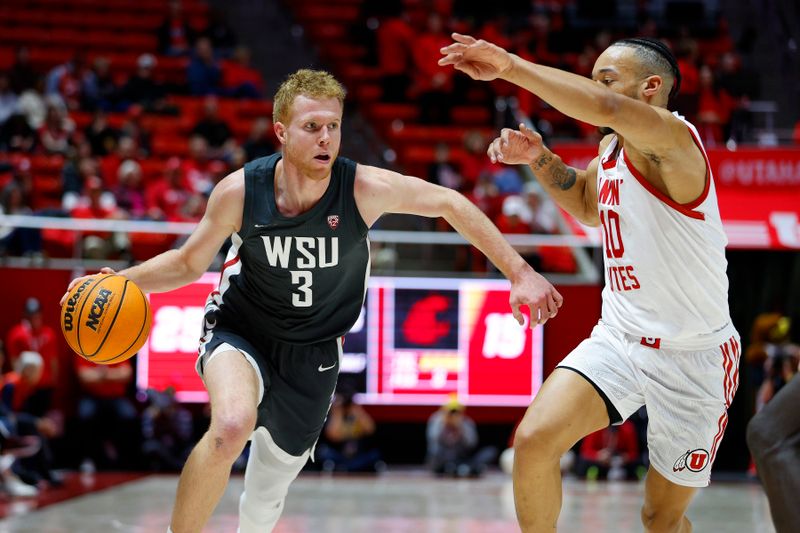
[488,124,546,165]
[60,267,116,306]
[438,33,513,81]
[509,267,563,327]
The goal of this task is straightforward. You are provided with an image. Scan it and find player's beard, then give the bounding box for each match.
[598,126,615,136]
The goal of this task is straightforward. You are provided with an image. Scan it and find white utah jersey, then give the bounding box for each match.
[597,114,733,349]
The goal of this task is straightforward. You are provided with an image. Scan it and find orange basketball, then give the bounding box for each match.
[61,274,151,364]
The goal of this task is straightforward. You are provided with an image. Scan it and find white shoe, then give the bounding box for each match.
[4,473,38,497]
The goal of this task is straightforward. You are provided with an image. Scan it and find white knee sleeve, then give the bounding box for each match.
[238,427,309,533]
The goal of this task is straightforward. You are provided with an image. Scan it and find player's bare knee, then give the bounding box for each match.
[513,422,566,462]
[208,413,256,460]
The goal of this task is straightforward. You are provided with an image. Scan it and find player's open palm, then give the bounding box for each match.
[438,33,513,81]
[510,268,563,327]
[488,124,545,166]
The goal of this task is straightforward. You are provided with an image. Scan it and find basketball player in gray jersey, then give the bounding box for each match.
[63,69,562,533]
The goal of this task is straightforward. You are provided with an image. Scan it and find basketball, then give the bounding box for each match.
[61,274,151,364]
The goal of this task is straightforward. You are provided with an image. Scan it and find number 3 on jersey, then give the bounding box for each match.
[291,270,312,307]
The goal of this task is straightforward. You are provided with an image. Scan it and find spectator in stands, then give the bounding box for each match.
[4,298,59,416]
[0,114,37,153]
[69,176,124,259]
[100,136,141,188]
[522,181,558,235]
[230,145,247,169]
[495,195,541,270]
[411,13,455,124]
[576,421,641,481]
[183,134,214,194]
[141,387,194,472]
[376,5,414,102]
[16,78,48,131]
[74,356,139,471]
[426,395,497,477]
[187,38,222,96]
[0,74,19,128]
[38,101,74,155]
[191,96,233,155]
[696,64,733,146]
[0,182,41,257]
[222,47,263,99]
[200,7,238,54]
[242,118,275,161]
[85,110,119,157]
[119,105,152,157]
[82,57,119,112]
[460,130,493,189]
[9,47,38,95]
[114,160,147,219]
[120,54,167,113]
[172,192,206,224]
[428,142,464,192]
[1,350,62,489]
[145,157,189,220]
[44,52,93,111]
[317,389,383,473]
[157,0,196,56]
[61,143,97,198]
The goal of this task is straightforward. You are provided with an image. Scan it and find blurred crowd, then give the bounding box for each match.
[358,0,759,145]
[0,0,276,263]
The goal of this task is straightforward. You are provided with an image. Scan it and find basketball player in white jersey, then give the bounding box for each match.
[440,35,740,532]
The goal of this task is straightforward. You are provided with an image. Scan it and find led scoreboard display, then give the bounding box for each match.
[138,274,543,406]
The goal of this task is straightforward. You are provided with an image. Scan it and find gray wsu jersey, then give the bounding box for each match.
[205,153,370,345]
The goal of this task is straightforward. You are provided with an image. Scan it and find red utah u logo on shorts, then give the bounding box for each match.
[640,337,661,349]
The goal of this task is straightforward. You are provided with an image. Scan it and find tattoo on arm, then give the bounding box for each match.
[532,152,553,170]
[530,152,577,191]
[551,163,577,191]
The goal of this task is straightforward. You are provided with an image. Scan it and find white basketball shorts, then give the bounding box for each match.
[557,321,740,487]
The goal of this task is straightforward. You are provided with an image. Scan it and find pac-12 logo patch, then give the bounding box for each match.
[327,215,339,230]
[673,449,710,472]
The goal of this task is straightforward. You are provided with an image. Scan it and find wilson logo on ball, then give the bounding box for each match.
[63,279,93,332]
[85,288,113,332]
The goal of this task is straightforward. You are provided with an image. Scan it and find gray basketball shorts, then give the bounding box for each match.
[197,324,341,457]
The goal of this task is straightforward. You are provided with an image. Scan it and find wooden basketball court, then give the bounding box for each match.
[0,471,774,532]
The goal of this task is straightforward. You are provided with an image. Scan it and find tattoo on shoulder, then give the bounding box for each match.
[552,164,577,191]
[532,152,553,170]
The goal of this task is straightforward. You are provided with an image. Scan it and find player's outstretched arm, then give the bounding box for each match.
[355,165,562,326]
[439,34,693,160]
[61,169,244,304]
[487,124,601,227]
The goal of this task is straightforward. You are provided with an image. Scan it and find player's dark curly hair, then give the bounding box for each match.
[613,37,682,100]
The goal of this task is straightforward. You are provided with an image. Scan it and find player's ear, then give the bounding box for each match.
[274,121,287,144]
[642,75,663,98]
